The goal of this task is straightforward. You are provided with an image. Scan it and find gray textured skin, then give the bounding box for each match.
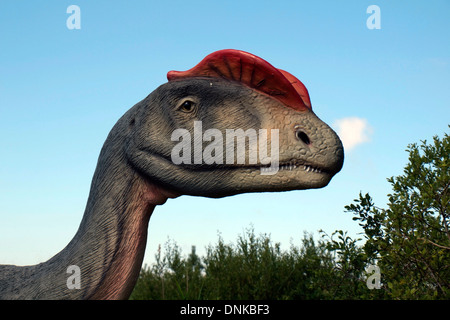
[0,77,343,299]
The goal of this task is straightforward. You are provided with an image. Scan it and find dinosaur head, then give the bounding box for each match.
[124,49,344,198]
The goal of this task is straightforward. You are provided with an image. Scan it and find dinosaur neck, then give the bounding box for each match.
[29,138,177,299]
[62,149,176,299]
[73,167,155,300]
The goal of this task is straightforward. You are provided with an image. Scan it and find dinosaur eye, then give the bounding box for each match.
[179,100,196,113]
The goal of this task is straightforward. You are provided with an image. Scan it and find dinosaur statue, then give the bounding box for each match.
[0,49,344,299]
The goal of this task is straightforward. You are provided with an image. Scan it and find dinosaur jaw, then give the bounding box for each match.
[191,164,336,196]
[260,159,333,175]
[237,161,336,192]
[131,150,338,198]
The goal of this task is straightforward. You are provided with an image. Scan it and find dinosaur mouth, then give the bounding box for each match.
[168,158,327,174]
[260,160,326,174]
[145,151,330,176]
[174,158,328,175]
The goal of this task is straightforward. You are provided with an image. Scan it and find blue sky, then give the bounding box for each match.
[0,0,449,266]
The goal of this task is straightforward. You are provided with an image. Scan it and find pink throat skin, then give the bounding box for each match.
[88,180,180,300]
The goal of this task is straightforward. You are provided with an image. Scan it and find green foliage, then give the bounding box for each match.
[131,128,449,300]
[346,130,450,299]
[130,228,380,300]
[130,240,206,300]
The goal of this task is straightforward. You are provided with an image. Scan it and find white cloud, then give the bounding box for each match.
[333,117,372,151]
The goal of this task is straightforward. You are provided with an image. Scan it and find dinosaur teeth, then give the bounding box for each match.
[280,164,297,171]
[260,163,323,173]
[303,165,322,173]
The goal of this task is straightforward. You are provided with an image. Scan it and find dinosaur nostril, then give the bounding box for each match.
[295,130,311,145]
